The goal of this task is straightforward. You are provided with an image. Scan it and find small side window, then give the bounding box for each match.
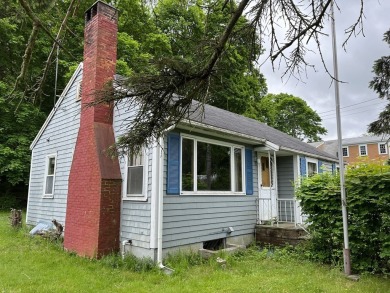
[126,150,144,197]
[75,81,82,101]
[44,155,56,197]
[307,162,317,176]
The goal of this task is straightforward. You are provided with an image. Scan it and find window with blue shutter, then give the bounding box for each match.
[167,132,180,195]
[300,156,306,177]
[245,148,253,195]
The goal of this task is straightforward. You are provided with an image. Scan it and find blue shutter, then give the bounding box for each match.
[300,156,306,176]
[167,132,180,195]
[332,163,336,174]
[245,148,253,195]
[318,160,323,173]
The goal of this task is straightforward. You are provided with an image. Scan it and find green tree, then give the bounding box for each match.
[153,0,266,114]
[245,93,327,142]
[368,29,390,136]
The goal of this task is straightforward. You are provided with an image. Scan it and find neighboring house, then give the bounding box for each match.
[26,1,337,261]
[312,136,390,164]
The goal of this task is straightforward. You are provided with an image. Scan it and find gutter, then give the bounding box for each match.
[280,146,338,163]
[179,120,266,145]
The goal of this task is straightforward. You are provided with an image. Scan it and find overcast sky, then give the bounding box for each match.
[259,0,389,140]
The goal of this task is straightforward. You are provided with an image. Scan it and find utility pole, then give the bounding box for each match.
[330,0,351,276]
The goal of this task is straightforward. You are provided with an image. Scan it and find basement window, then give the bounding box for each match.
[203,238,225,251]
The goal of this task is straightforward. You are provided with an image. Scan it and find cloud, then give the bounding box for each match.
[260,0,390,140]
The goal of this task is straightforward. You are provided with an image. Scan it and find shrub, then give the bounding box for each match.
[296,162,390,274]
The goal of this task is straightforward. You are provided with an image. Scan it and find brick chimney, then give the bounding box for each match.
[64,1,122,258]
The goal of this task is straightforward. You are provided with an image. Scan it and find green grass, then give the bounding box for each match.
[1,212,389,293]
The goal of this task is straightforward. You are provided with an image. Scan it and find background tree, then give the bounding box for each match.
[153,0,266,114]
[368,29,390,136]
[245,93,327,142]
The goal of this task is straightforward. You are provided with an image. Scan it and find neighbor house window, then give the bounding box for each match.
[378,143,388,155]
[181,136,245,194]
[307,161,317,177]
[43,154,56,197]
[126,150,144,197]
[342,147,349,157]
[359,145,367,156]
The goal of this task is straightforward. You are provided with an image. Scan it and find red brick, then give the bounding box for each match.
[64,2,121,259]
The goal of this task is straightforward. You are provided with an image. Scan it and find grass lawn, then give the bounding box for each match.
[1,211,389,293]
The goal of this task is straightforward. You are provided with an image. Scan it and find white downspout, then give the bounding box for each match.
[157,136,164,265]
[156,130,174,274]
[150,143,159,250]
[268,151,273,223]
[256,153,261,225]
[273,150,278,223]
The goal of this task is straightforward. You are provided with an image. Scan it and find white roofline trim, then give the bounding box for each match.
[30,63,83,150]
[179,120,266,145]
[280,146,338,162]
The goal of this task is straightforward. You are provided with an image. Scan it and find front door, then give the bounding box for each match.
[257,153,276,222]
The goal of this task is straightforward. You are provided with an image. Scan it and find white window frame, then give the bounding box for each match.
[342,146,349,157]
[306,158,318,177]
[359,144,368,156]
[43,153,57,198]
[180,134,246,195]
[123,148,148,201]
[378,143,388,155]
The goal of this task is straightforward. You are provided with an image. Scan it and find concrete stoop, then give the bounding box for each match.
[255,224,308,246]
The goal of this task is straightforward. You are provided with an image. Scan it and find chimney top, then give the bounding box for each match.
[85,1,118,24]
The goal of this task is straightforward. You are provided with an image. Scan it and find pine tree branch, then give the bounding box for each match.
[18,0,75,58]
[32,0,79,102]
[9,22,40,98]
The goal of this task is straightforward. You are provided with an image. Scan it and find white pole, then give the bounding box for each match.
[330,1,351,276]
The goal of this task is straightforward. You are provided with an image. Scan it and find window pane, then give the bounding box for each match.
[197,142,231,191]
[379,144,386,154]
[45,175,54,194]
[307,162,317,176]
[360,145,367,156]
[182,139,194,191]
[234,148,242,192]
[129,151,143,166]
[342,147,348,157]
[127,166,143,195]
[48,157,55,175]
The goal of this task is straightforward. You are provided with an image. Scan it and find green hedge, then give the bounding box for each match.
[296,162,390,274]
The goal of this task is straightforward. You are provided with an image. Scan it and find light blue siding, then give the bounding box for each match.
[276,156,295,222]
[162,132,258,249]
[113,100,152,249]
[163,196,256,248]
[27,68,82,226]
[277,156,294,199]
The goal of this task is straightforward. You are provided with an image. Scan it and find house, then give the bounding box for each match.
[312,136,389,165]
[26,1,337,262]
